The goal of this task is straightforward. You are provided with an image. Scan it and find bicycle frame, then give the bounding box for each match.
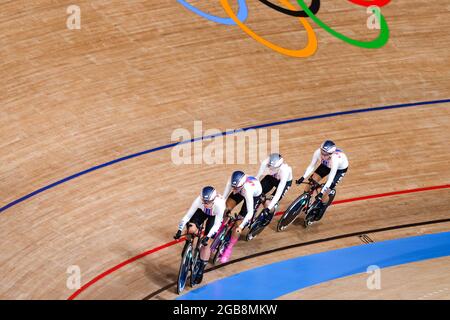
[211,214,238,252]
[276,179,324,232]
[301,179,324,210]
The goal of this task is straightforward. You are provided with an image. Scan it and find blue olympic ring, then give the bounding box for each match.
[177,0,248,25]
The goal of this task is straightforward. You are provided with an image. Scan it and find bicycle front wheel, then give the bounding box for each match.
[190,249,201,287]
[177,244,193,294]
[277,194,308,232]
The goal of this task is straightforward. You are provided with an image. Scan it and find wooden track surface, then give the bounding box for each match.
[0,0,449,299]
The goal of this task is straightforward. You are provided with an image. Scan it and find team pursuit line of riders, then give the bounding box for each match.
[173,140,349,288]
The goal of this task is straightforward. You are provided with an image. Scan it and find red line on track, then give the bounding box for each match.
[67,184,450,300]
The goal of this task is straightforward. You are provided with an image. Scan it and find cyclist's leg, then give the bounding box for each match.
[226,192,244,221]
[220,213,246,263]
[220,193,245,262]
[200,216,216,261]
[304,167,328,221]
[271,179,292,208]
[187,208,204,236]
[316,168,348,221]
[251,193,273,223]
[230,211,245,241]
[186,223,198,236]
[309,164,329,200]
[195,216,216,284]
[322,167,347,204]
[253,194,263,213]
[182,209,204,256]
[305,165,327,210]
[260,175,277,208]
[262,179,292,222]
[321,189,333,206]
[226,195,238,214]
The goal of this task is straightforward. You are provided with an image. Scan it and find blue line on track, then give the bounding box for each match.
[1,98,449,214]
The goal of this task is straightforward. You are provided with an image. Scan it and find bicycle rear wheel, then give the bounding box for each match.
[246,212,271,241]
[177,244,192,294]
[304,208,319,228]
[277,194,308,232]
[246,221,265,241]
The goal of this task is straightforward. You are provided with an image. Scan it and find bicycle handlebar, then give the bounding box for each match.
[299,180,323,187]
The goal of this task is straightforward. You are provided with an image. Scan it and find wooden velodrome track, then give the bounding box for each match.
[0,0,449,299]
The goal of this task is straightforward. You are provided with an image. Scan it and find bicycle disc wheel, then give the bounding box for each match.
[277,194,308,232]
[177,244,192,294]
[304,209,317,228]
[304,199,323,228]
[246,222,265,241]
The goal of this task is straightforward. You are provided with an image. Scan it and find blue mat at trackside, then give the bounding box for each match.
[178,231,450,300]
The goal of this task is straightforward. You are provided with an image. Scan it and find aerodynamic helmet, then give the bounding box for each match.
[231,170,246,189]
[320,140,337,154]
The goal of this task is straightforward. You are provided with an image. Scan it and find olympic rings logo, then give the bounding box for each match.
[177,0,391,58]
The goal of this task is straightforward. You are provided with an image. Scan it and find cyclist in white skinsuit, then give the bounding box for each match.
[220,171,262,263]
[296,140,349,220]
[256,153,293,222]
[174,186,225,284]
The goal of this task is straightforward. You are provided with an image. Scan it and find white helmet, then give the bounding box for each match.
[231,171,246,189]
[320,140,336,154]
[268,153,284,168]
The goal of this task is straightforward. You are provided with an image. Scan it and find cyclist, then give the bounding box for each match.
[256,153,293,224]
[174,186,225,284]
[220,170,263,263]
[295,140,348,222]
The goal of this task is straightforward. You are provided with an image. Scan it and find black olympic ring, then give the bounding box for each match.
[258,0,321,17]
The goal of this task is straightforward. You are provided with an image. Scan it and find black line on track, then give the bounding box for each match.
[143,217,450,300]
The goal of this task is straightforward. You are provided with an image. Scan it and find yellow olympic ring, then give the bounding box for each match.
[220,0,318,58]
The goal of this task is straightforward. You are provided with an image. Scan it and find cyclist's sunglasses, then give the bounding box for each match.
[202,199,215,205]
[321,150,333,156]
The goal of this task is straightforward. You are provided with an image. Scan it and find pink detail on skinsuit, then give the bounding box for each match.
[220,236,238,263]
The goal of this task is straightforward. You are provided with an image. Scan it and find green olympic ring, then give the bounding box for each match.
[296,0,389,48]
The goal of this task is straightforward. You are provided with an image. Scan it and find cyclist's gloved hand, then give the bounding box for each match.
[316,192,323,202]
[295,177,305,185]
[201,237,210,246]
[174,230,182,240]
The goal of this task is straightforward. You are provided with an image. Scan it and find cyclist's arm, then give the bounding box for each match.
[302,149,320,178]
[256,157,269,180]
[223,179,232,199]
[321,157,338,194]
[238,191,254,229]
[207,202,226,238]
[178,197,201,231]
[268,170,289,210]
